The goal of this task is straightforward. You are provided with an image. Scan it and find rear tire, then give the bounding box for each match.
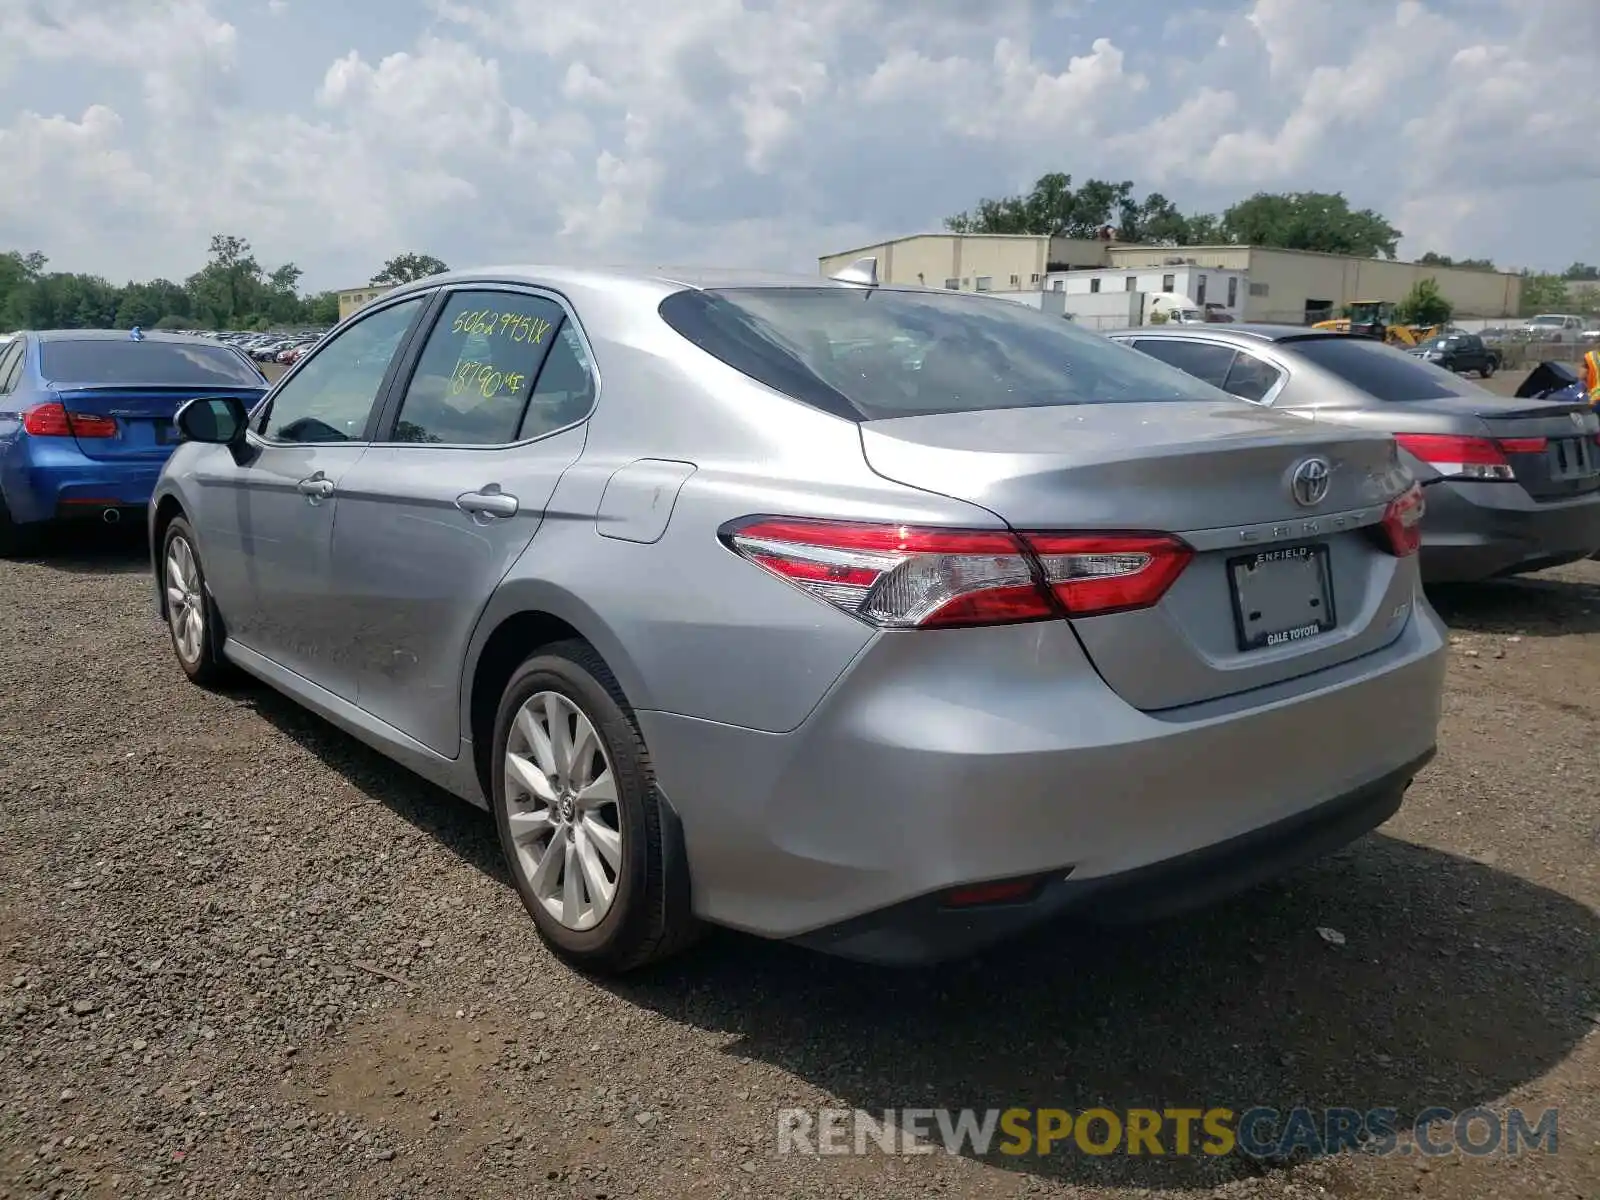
[0,499,38,559]
[491,639,699,973]
[160,517,235,689]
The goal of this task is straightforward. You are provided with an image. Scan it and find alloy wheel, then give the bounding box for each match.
[502,691,623,931]
[165,536,204,665]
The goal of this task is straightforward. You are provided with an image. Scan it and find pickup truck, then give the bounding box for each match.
[1409,331,1502,378]
[1520,314,1587,342]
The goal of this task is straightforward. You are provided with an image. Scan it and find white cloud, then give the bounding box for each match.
[0,0,1592,288]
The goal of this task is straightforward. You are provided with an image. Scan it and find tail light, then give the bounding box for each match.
[1378,482,1425,557]
[21,402,118,439]
[721,518,1191,629]
[1394,433,1514,481]
[1026,535,1193,616]
[1496,437,1548,455]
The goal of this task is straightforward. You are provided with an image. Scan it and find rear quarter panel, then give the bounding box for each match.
[464,296,1000,735]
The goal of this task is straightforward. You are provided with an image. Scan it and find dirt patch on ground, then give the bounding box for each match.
[0,530,1595,1199]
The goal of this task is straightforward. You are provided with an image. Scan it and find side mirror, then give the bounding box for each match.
[175,395,250,445]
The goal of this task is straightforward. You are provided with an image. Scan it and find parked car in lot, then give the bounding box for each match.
[1111,325,1600,584]
[1520,314,1586,342]
[1409,331,1501,378]
[0,329,268,554]
[152,266,1446,971]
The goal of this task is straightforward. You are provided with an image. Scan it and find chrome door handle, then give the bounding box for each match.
[456,490,519,518]
[296,476,335,499]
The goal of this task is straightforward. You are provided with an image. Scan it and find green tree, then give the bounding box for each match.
[1566,284,1600,315]
[1395,277,1452,326]
[1518,272,1570,316]
[373,252,450,285]
[116,279,190,329]
[1562,262,1599,281]
[0,235,340,333]
[944,178,1403,257]
[1182,212,1226,244]
[1417,251,1496,271]
[186,234,264,327]
[1219,192,1401,258]
[305,290,341,324]
[946,174,1136,239]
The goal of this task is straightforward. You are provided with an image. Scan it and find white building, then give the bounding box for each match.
[1042,265,1249,319]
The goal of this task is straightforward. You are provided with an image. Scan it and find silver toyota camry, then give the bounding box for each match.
[150,262,1448,970]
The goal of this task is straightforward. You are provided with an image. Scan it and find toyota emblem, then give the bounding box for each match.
[1290,457,1331,507]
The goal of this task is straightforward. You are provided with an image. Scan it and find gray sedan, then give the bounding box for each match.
[1110,325,1600,584]
[151,269,1445,971]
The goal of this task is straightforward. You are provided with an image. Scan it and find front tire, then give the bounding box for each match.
[161,518,233,688]
[1480,360,1496,378]
[491,639,698,972]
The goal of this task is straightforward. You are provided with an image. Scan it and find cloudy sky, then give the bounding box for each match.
[0,0,1593,292]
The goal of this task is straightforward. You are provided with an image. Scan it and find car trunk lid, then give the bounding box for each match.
[1391,394,1600,500]
[48,385,265,462]
[858,401,1419,711]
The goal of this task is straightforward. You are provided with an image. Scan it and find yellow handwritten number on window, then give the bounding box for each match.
[449,309,553,346]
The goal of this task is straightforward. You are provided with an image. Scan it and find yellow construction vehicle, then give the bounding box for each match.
[1311,300,1442,346]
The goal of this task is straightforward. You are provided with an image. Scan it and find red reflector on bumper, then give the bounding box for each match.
[940,878,1044,908]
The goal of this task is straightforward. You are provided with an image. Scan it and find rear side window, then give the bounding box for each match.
[1285,335,1471,401]
[39,339,265,387]
[1130,339,1237,388]
[519,325,596,440]
[1222,353,1285,403]
[658,286,1230,421]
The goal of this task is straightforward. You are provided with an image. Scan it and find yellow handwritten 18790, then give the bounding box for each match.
[449,358,529,399]
[451,308,554,346]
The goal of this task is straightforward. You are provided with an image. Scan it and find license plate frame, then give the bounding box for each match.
[153,420,180,445]
[1549,436,1596,481]
[1227,543,1337,652]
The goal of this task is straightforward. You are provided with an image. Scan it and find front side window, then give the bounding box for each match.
[259,296,424,443]
[390,291,569,445]
[658,286,1233,421]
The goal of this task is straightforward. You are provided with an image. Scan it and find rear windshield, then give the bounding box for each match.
[39,339,264,387]
[658,287,1230,420]
[1283,335,1477,402]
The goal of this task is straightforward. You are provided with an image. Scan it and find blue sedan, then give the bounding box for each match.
[0,328,269,554]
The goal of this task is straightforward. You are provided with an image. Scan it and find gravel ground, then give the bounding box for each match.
[1,529,1597,1200]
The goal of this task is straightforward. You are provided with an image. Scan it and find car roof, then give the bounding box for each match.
[379,264,948,305]
[27,329,221,345]
[1102,323,1344,344]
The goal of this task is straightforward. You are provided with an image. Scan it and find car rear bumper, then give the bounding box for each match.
[637,589,1448,962]
[791,749,1431,965]
[1419,479,1600,583]
[0,441,164,524]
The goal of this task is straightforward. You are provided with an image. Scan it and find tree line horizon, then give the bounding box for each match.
[2,179,1596,332]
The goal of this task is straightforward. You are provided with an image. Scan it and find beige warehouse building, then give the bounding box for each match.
[336,283,397,323]
[819,234,1524,323]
